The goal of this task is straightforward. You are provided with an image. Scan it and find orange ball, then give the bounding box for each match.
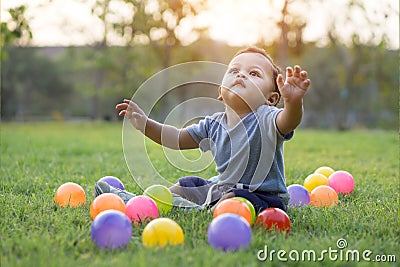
[310,185,338,207]
[55,182,86,207]
[213,199,252,225]
[90,193,126,219]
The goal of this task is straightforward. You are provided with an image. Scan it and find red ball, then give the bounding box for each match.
[255,208,290,233]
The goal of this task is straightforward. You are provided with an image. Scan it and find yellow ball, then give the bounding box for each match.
[304,173,328,192]
[142,218,184,248]
[314,166,335,178]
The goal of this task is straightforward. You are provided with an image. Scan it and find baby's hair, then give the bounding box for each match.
[234,46,282,103]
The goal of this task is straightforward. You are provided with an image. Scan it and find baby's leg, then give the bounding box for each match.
[169,183,184,196]
[169,182,203,210]
[170,176,214,205]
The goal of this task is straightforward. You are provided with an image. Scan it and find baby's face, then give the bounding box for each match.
[220,52,276,111]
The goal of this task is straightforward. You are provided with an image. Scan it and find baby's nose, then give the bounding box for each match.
[235,71,246,79]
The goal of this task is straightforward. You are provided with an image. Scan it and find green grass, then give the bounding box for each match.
[1,122,398,267]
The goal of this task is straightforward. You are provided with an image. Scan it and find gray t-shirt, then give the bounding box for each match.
[186,104,293,194]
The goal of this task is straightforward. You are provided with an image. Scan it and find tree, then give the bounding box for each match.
[258,0,308,66]
[1,5,33,59]
[89,0,207,120]
[1,48,73,120]
[322,0,398,129]
[90,0,205,63]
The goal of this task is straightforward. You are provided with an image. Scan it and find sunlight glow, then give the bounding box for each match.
[1,0,399,49]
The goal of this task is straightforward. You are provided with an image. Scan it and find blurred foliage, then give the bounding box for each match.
[87,0,207,119]
[1,47,73,120]
[1,5,32,59]
[295,43,398,129]
[1,0,398,129]
[1,41,397,129]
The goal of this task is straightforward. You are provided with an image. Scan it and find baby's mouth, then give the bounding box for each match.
[231,79,245,88]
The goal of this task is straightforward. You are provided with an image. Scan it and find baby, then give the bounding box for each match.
[98,46,310,213]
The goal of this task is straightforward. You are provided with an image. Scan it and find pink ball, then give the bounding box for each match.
[125,195,159,225]
[328,171,354,194]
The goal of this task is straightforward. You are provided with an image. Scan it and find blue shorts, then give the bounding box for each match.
[232,189,286,212]
[178,176,286,212]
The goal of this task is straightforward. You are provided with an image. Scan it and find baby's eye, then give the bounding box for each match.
[229,68,239,74]
[249,70,261,77]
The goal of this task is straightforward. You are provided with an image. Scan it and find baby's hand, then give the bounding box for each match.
[115,99,147,132]
[277,65,311,104]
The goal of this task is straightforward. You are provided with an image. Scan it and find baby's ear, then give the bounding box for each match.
[266,92,280,106]
[217,87,223,101]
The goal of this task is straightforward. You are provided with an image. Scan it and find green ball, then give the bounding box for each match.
[233,197,256,225]
[144,184,173,214]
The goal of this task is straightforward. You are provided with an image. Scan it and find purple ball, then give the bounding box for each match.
[207,213,252,251]
[91,210,132,249]
[98,176,125,190]
[287,184,310,206]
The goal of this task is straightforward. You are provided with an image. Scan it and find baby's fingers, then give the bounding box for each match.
[300,70,308,80]
[116,103,129,110]
[303,79,311,89]
[293,65,302,78]
[286,67,293,78]
[276,74,285,89]
[118,110,127,117]
[124,99,142,111]
[116,99,139,111]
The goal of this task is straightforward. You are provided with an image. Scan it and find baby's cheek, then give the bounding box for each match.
[220,75,231,89]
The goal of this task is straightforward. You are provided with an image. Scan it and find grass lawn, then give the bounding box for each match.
[1,122,398,267]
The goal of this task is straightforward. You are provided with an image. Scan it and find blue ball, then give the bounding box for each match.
[98,176,125,190]
[207,213,252,251]
[91,210,132,249]
[287,184,310,206]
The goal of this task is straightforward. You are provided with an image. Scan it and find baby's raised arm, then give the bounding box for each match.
[116,99,198,150]
[275,65,311,135]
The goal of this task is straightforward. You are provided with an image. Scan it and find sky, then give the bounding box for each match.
[1,0,399,49]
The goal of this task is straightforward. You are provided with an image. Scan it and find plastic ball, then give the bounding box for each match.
[213,198,252,225]
[287,184,310,206]
[256,208,291,233]
[143,185,173,213]
[55,182,86,207]
[125,195,159,225]
[328,171,354,194]
[142,218,184,248]
[90,193,126,219]
[91,210,132,249]
[207,213,252,251]
[97,176,125,190]
[304,173,328,192]
[314,166,335,178]
[310,185,338,207]
[233,197,256,224]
